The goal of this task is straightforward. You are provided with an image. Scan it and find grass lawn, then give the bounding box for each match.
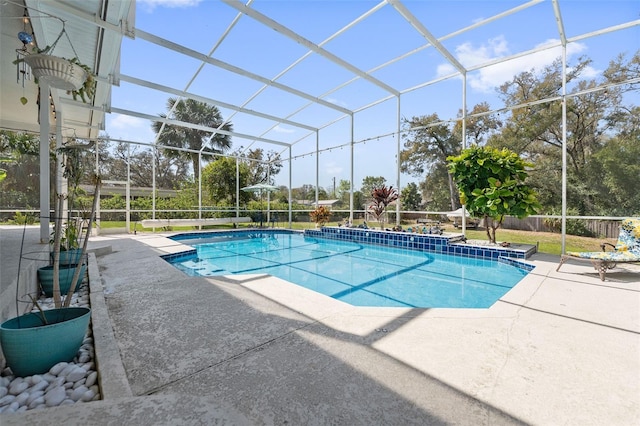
[101,219,615,256]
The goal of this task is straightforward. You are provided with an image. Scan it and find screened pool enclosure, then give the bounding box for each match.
[0,0,638,252]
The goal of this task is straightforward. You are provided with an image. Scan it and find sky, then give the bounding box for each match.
[106,0,639,192]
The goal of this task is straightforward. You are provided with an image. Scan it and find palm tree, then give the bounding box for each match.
[152,98,233,178]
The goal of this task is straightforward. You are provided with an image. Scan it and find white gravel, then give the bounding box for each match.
[0,281,100,414]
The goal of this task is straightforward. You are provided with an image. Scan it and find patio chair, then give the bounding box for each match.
[556,218,640,281]
[250,212,263,228]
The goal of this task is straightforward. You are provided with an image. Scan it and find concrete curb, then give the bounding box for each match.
[87,251,132,399]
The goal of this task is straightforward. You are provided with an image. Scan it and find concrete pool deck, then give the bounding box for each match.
[1,228,639,425]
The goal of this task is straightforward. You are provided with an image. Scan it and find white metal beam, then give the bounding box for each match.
[231,1,387,154]
[321,0,545,107]
[222,0,400,96]
[135,29,352,115]
[118,74,317,132]
[568,20,640,43]
[461,19,640,76]
[39,82,50,243]
[551,0,567,46]
[388,0,466,75]
[110,106,291,147]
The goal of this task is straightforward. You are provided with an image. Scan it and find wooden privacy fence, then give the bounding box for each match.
[404,212,625,238]
[501,216,554,233]
[500,217,624,239]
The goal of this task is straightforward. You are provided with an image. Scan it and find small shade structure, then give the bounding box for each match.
[241,183,279,226]
[446,207,480,229]
[446,207,472,218]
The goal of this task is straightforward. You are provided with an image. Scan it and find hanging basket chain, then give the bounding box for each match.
[39,22,66,56]
[62,25,80,60]
[21,21,95,96]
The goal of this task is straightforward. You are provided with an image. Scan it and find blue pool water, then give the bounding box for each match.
[167,231,529,308]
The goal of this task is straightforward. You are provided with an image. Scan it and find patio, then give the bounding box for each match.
[2,226,638,425]
[1,1,639,423]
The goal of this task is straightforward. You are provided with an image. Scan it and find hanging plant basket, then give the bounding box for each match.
[23,53,87,91]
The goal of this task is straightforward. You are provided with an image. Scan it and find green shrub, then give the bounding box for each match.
[543,210,595,237]
[10,210,37,225]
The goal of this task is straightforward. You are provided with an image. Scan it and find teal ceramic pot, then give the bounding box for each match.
[38,264,87,297]
[50,248,84,266]
[0,307,91,377]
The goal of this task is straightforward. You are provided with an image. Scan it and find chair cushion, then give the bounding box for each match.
[616,218,640,255]
[566,250,639,262]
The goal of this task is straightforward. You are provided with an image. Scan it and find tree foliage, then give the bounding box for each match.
[152,98,233,178]
[0,130,41,208]
[360,176,387,201]
[488,53,637,214]
[453,102,502,145]
[332,179,364,210]
[589,106,640,215]
[291,184,328,202]
[400,106,500,211]
[201,156,251,205]
[400,182,422,211]
[399,51,639,218]
[448,146,541,243]
[235,147,283,185]
[2,52,638,222]
[400,114,460,210]
[334,179,352,208]
[106,141,191,189]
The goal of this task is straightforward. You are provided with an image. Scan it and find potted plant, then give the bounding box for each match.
[49,219,82,264]
[40,142,88,296]
[368,185,398,230]
[0,143,101,377]
[13,25,96,104]
[309,205,331,228]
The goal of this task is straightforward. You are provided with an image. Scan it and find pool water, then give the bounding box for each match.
[168,231,529,308]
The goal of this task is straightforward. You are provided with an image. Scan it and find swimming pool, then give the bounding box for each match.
[165,230,530,309]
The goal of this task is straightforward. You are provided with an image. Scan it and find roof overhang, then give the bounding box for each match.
[0,0,134,140]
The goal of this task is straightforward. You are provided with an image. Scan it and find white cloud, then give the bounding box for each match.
[107,114,155,142]
[273,125,295,134]
[571,63,599,79]
[458,36,511,68]
[325,97,348,108]
[138,0,201,12]
[324,162,343,175]
[109,114,146,130]
[437,36,592,93]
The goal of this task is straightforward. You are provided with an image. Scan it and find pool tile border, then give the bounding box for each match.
[161,248,196,263]
[162,229,299,263]
[497,256,536,271]
[306,227,536,262]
